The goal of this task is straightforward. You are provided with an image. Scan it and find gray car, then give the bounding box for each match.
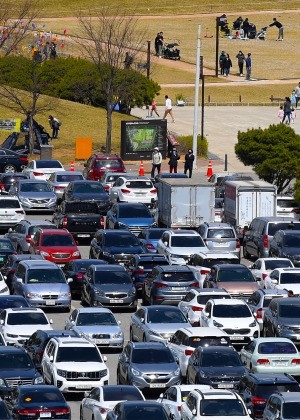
[65,307,124,350]
[9,179,57,212]
[4,220,57,253]
[47,171,84,201]
[117,341,181,390]
[11,259,72,310]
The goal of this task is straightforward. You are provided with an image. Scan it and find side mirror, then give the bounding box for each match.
[141,318,145,324]
[205,312,209,317]
[49,319,53,324]
[248,409,252,415]
[49,355,53,362]
[192,409,197,416]
[271,279,278,284]
[67,278,73,283]
[124,356,129,364]
[118,320,121,325]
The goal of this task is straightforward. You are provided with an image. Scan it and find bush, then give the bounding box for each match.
[176,134,208,158]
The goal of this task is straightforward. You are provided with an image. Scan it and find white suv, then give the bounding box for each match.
[0,196,25,227]
[41,336,109,393]
[181,388,252,420]
[200,299,259,346]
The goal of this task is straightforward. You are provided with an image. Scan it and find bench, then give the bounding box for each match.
[270,95,285,102]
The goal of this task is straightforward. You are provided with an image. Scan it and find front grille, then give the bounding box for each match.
[66,370,107,381]
[223,328,251,335]
[52,253,70,259]
[211,376,241,382]
[105,293,127,299]
[93,334,110,339]
[127,226,143,235]
[6,378,32,387]
[230,293,252,299]
[30,199,49,204]
[42,295,58,300]
[144,375,169,384]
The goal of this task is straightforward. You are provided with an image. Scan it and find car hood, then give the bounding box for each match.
[55,362,107,371]
[70,193,109,201]
[5,325,52,335]
[117,218,155,226]
[146,323,191,334]
[95,284,132,293]
[168,247,207,255]
[131,362,178,374]
[75,325,121,334]
[217,282,259,292]
[19,192,56,199]
[0,367,37,377]
[200,366,246,377]
[106,247,144,256]
[25,283,70,294]
[278,317,300,327]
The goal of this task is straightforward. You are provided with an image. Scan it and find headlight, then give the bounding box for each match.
[0,379,5,386]
[94,289,105,297]
[172,368,180,376]
[131,368,141,376]
[277,324,290,331]
[150,222,157,227]
[72,251,81,257]
[102,252,110,256]
[118,222,128,228]
[169,254,182,259]
[40,251,50,257]
[57,369,67,377]
[49,197,57,203]
[148,329,162,337]
[213,320,223,328]
[113,331,123,339]
[249,321,257,327]
[60,293,71,298]
[27,293,40,298]
[0,286,8,293]
[129,288,136,296]
[20,196,31,204]
[6,333,18,338]
[200,370,208,378]
[34,376,44,384]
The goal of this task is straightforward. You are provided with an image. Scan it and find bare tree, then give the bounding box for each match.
[77,8,147,153]
[0,0,41,56]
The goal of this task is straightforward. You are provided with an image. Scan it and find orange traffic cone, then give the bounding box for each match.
[159,168,163,174]
[206,160,213,178]
[70,161,75,172]
[139,160,145,176]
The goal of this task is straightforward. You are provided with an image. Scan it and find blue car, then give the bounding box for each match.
[137,228,168,253]
[106,202,157,236]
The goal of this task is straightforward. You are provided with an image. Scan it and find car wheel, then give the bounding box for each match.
[243,245,251,259]
[3,164,16,173]
[117,370,121,385]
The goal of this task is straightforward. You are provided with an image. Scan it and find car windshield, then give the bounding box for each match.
[73,183,105,194]
[41,235,75,246]
[0,404,9,419]
[200,399,246,416]
[284,235,300,247]
[280,273,300,284]
[27,269,66,284]
[0,353,34,369]
[118,207,152,218]
[132,348,174,364]
[56,174,83,182]
[7,312,48,325]
[263,296,285,308]
[277,200,297,208]
[105,234,139,247]
[103,388,144,401]
[73,261,97,271]
[106,175,123,183]
[36,160,62,169]
[94,159,122,169]
[279,305,300,318]
[76,312,117,326]
[207,229,235,239]
[137,261,169,270]
[257,384,300,400]
[123,406,167,420]
[147,309,188,324]
[268,223,300,236]
[201,352,243,367]
[265,260,293,270]
[94,271,132,285]
[125,181,153,189]
[28,225,57,235]
[213,304,252,318]
[283,402,300,419]
[170,236,204,247]
[20,183,52,193]
[0,241,14,251]
[148,230,166,239]
[188,336,231,348]
[197,295,231,305]
[56,347,102,363]
[0,200,20,208]
[161,272,195,282]
[203,258,238,268]
[218,268,254,282]
[258,342,297,354]
[0,298,29,309]
[21,390,64,403]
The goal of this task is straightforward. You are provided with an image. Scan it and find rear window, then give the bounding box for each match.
[28,225,57,236]
[203,258,238,268]
[214,200,223,209]
[207,229,235,239]
[218,268,254,282]
[0,200,20,208]
[197,294,230,305]
[213,304,252,318]
[94,159,122,169]
[137,261,169,270]
[148,230,166,239]
[257,384,300,400]
[263,296,285,308]
[277,199,297,208]
[188,336,231,348]
[0,241,14,250]
[265,260,293,270]
[106,175,122,182]
[258,341,296,354]
[125,181,153,189]
[161,272,195,282]
[36,160,62,169]
[280,272,300,284]
[103,388,143,401]
[267,222,300,236]
[56,174,83,182]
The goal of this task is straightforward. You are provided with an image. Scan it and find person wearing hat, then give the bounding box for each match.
[151,147,162,178]
[168,147,180,173]
[219,50,226,75]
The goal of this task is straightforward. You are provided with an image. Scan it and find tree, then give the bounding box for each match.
[235,124,300,193]
[77,8,150,153]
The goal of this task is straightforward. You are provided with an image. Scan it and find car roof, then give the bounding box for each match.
[120,401,163,407]
[92,155,122,159]
[275,298,300,304]
[276,392,300,402]
[254,338,296,344]
[70,180,101,185]
[115,203,148,208]
[36,329,77,337]
[76,308,113,314]
[178,327,229,337]
[17,179,48,184]
[210,298,247,306]
[132,254,167,260]
[53,337,95,347]
[129,342,166,349]
[246,373,298,383]
[194,389,240,398]
[53,171,82,175]
[256,289,288,296]
[21,220,56,226]
[199,346,236,353]
[40,229,71,236]
[6,307,43,313]
[168,230,199,236]
[0,238,13,243]
[275,268,300,273]
[21,260,59,268]
[0,346,27,354]
[91,264,126,272]
[120,176,151,181]
[213,264,248,270]
[101,230,136,236]
[146,305,183,312]
[189,288,229,295]
[0,196,21,201]
[280,230,300,235]
[203,223,234,228]
[18,385,63,392]
[157,265,192,272]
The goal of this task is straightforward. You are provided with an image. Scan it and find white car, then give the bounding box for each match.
[0,196,25,227]
[167,327,231,376]
[81,385,145,420]
[157,230,208,265]
[264,268,300,294]
[109,176,157,206]
[23,159,65,180]
[277,196,297,218]
[42,336,109,393]
[200,298,260,346]
[0,272,9,296]
[0,307,53,345]
[157,385,212,420]
[249,258,294,288]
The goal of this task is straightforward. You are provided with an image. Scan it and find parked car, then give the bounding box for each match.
[198,222,241,259]
[137,228,167,253]
[109,176,157,207]
[249,257,294,289]
[83,154,126,181]
[99,172,131,192]
[0,196,25,228]
[264,268,300,294]
[0,148,28,173]
[263,392,300,420]
[9,179,57,212]
[0,296,29,311]
[0,397,12,420]
[0,173,28,194]
[269,230,300,267]
[0,238,17,269]
[277,196,297,218]
[62,181,110,214]
[106,401,169,420]
[47,171,84,201]
[22,159,65,180]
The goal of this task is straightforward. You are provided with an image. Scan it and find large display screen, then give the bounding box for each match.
[120,120,167,160]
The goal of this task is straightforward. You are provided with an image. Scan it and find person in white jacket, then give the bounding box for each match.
[151,147,162,178]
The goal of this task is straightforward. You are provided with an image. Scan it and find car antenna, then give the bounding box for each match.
[288,221,294,230]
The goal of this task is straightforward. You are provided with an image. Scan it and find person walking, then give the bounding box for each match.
[295,82,300,109]
[168,147,180,173]
[291,108,296,124]
[124,52,133,69]
[48,115,61,139]
[245,53,252,80]
[242,18,250,38]
[282,97,291,124]
[163,95,175,122]
[268,18,284,40]
[151,147,162,178]
[236,50,245,76]
[154,33,160,56]
[223,53,232,77]
[150,100,159,117]
[291,90,297,109]
[278,106,284,122]
[219,50,226,75]
[184,149,195,178]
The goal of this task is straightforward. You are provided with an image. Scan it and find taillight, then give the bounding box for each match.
[292,359,300,364]
[62,217,68,227]
[9,269,16,275]
[263,234,268,249]
[104,185,110,191]
[17,408,70,416]
[121,189,131,193]
[134,269,144,275]
[185,349,194,356]
[100,217,105,228]
[54,186,65,189]
[191,306,203,312]
[98,407,108,414]
[25,234,31,243]
[256,308,263,319]
[76,273,85,279]
[20,157,28,162]
[215,211,221,216]
[200,269,210,275]
[262,273,268,280]
[155,282,168,288]
[33,171,44,176]
[257,359,269,365]
[150,189,157,194]
[15,210,25,214]
[38,350,44,356]
[252,397,267,406]
[236,239,240,249]
[146,243,155,250]
[0,184,5,191]
[177,406,182,412]
[189,282,199,287]
[89,170,95,180]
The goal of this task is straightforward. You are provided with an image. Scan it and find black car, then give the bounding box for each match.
[63,259,108,297]
[0,296,29,312]
[186,345,247,387]
[269,230,300,266]
[22,330,78,371]
[126,254,169,291]
[236,373,300,418]
[89,230,145,264]
[106,401,169,420]
[6,385,70,420]
[216,175,253,198]
[0,399,12,420]
[0,239,16,269]
[81,264,138,309]
[0,148,28,173]
[0,173,28,194]
[62,181,110,214]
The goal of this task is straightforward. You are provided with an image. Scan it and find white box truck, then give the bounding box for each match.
[222,180,277,238]
[155,178,215,229]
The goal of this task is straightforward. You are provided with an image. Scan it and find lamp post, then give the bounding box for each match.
[192,24,201,170]
[146,40,151,79]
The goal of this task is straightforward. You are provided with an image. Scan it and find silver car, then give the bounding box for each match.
[47,171,84,201]
[99,172,131,193]
[9,179,57,212]
[65,307,124,350]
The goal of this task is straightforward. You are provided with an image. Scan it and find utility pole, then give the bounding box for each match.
[192,24,201,170]
[200,56,204,141]
[146,41,151,79]
[215,17,219,77]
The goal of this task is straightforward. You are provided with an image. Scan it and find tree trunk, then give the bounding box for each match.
[106,107,112,153]
[28,114,35,154]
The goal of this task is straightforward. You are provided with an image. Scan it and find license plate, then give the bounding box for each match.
[218,383,233,388]
[34,204,46,207]
[150,383,166,388]
[75,385,91,389]
[110,299,123,303]
[172,287,185,291]
[45,300,56,306]
[230,336,244,340]
[95,339,109,344]
[135,192,146,195]
[215,242,229,247]
[40,413,51,418]
[275,362,287,366]
[77,234,90,238]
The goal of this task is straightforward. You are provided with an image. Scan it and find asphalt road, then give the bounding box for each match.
[7,212,253,420]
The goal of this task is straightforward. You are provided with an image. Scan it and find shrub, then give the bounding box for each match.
[176,134,208,158]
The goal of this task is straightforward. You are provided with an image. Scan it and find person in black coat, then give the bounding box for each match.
[184,149,195,178]
[168,147,180,173]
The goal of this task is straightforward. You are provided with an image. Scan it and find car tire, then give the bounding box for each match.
[249,363,253,373]
[117,370,121,385]
[243,245,251,259]
[3,164,16,173]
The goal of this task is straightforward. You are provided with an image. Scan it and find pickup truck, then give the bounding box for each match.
[52,201,104,239]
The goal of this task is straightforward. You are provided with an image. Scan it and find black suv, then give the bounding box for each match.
[236,372,300,418]
[0,173,28,194]
[269,230,300,266]
[126,254,169,291]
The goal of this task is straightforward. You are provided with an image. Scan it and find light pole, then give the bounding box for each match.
[192,24,201,170]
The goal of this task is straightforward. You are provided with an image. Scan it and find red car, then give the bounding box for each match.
[28,229,81,267]
[83,154,126,181]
